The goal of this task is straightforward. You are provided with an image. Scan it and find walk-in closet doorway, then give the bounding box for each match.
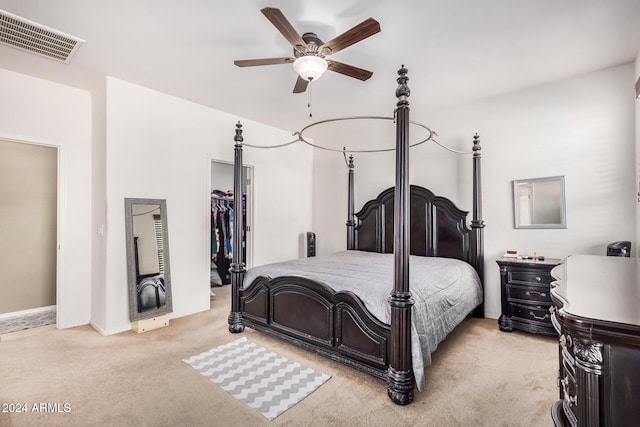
[210,160,252,294]
[0,139,58,335]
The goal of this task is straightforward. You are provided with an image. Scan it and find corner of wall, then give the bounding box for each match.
[90,78,108,330]
[635,51,640,257]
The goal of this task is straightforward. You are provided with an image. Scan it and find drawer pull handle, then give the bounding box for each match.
[530,311,550,321]
[526,290,546,297]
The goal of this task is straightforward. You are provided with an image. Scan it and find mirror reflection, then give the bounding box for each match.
[513,176,566,229]
[125,198,172,321]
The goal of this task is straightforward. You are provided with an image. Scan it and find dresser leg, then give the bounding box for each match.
[551,400,567,426]
[498,315,513,332]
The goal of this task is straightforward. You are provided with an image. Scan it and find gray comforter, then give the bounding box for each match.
[243,250,483,392]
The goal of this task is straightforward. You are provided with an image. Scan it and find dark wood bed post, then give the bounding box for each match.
[470,133,485,318]
[346,154,356,250]
[387,65,415,405]
[228,121,245,333]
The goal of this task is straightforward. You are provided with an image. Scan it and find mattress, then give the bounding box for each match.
[243,250,483,392]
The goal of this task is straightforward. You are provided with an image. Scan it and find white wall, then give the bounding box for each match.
[313,63,636,320]
[210,161,234,193]
[311,122,459,255]
[91,78,107,331]
[0,68,92,329]
[430,63,636,319]
[636,51,640,257]
[97,78,313,335]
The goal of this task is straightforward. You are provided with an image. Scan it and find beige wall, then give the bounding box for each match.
[0,139,57,314]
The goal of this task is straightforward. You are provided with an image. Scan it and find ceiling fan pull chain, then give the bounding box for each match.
[308,80,313,117]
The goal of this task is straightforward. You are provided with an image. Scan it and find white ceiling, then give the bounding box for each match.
[1,0,640,134]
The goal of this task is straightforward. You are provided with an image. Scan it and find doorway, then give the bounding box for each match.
[210,160,252,298]
[0,139,58,335]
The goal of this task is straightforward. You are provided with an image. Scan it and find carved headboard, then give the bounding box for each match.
[354,185,472,264]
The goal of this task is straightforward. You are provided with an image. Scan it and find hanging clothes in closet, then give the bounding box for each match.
[211,190,233,285]
[211,189,246,286]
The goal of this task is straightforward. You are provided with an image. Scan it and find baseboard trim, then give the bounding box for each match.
[484,311,499,320]
[0,305,56,320]
[89,320,109,336]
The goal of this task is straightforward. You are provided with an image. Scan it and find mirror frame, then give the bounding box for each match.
[513,176,567,229]
[125,198,173,321]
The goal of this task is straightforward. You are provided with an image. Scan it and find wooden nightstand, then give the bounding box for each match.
[496,257,562,336]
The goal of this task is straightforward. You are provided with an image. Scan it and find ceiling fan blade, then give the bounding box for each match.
[326,59,373,81]
[234,57,295,67]
[319,18,380,56]
[261,7,307,52]
[293,76,309,93]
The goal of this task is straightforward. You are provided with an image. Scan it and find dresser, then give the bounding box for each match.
[497,257,562,336]
[550,255,640,427]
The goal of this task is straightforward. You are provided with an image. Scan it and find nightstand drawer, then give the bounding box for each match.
[507,284,551,304]
[508,270,552,286]
[509,302,552,325]
[497,257,562,336]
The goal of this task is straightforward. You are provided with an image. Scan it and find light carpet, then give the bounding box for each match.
[0,284,558,426]
[183,337,331,420]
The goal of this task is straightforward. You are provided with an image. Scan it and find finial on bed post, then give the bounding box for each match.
[228,121,246,333]
[470,133,485,318]
[395,65,410,107]
[388,65,415,405]
[346,154,356,250]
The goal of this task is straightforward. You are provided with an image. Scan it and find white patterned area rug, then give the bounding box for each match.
[183,337,330,420]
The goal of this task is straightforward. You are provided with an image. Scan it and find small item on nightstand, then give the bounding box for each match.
[503,250,518,258]
[517,253,544,261]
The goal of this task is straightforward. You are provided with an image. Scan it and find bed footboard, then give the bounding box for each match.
[240,276,391,379]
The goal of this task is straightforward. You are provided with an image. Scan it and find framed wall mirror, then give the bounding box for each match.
[513,176,566,229]
[125,198,173,321]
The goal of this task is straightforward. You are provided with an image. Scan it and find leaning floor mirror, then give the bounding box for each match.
[125,198,173,322]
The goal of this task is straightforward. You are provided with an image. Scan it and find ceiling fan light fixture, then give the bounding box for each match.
[293,55,328,81]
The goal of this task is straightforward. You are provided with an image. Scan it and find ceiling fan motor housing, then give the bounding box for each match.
[294,32,329,58]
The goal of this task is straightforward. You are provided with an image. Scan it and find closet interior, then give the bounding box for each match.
[211,190,246,288]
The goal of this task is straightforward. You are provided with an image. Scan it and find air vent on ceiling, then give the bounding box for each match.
[0,9,84,63]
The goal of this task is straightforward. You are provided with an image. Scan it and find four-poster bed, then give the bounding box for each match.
[227,66,485,405]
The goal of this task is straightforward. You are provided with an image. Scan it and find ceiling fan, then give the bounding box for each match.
[234,7,381,93]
